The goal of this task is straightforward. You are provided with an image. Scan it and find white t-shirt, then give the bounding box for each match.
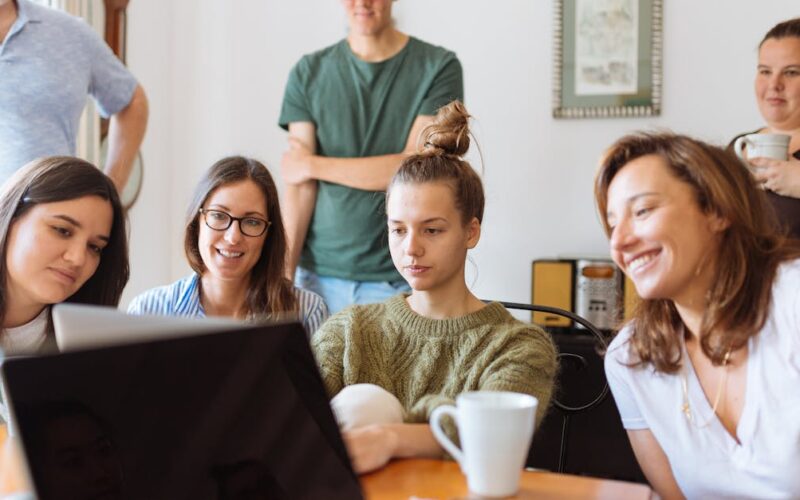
[0,307,50,424]
[605,259,800,499]
[0,307,49,356]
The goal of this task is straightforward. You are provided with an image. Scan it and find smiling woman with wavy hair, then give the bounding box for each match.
[596,131,800,499]
[127,156,328,336]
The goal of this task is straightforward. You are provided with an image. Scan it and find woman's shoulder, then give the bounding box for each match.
[774,258,800,289]
[127,274,200,315]
[336,300,389,324]
[496,315,553,344]
[313,301,389,346]
[474,306,556,355]
[766,258,800,334]
[605,323,636,366]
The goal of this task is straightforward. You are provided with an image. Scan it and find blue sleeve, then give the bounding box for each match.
[126,292,151,315]
[298,289,330,337]
[126,286,172,316]
[80,20,138,117]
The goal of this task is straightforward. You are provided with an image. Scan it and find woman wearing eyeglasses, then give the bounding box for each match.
[128,156,328,335]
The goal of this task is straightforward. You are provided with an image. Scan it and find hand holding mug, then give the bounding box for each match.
[749,156,800,197]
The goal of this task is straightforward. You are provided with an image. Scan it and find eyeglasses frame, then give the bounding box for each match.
[198,208,271,237]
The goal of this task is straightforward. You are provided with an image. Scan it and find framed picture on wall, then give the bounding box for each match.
[552,0,662,118]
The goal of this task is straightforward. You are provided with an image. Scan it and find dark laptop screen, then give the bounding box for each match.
[2,322,363,500]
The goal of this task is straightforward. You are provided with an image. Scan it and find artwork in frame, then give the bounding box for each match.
[552,0,662,118]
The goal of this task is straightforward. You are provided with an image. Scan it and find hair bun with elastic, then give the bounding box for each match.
[421,100,471,157]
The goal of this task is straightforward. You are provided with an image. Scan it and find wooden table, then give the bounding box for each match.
[0,424,29,495]
[1,425,651,499]
[361,458,652,499]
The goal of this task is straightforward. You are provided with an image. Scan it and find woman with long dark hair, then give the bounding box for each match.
[128,156,327,334]
[0,156,129,357]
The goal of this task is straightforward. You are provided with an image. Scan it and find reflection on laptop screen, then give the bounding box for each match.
[2,322,363,500]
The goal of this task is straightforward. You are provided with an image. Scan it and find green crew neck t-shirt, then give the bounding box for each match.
[279,37,463,281]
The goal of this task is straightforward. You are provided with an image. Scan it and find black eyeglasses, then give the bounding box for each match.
[199,209,271,237]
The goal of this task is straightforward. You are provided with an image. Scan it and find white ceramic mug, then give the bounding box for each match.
[734,133,790,163]
[430,391,538,498]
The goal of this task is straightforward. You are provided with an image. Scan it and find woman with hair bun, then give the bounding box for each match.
[312,101,557,474]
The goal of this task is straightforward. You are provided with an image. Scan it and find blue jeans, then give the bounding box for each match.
[295,267,411,315]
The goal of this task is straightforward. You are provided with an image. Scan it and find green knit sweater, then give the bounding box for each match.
[311,294,558,430]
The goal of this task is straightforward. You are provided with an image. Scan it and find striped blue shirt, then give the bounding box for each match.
[127,274,329,336]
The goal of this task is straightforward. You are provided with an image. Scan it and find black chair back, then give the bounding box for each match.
[496,301,645,483]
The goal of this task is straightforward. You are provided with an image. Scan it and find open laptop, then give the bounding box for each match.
[1,317,363,499]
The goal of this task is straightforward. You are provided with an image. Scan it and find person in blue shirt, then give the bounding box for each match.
[0,0,148,191]
[128,156,328,336]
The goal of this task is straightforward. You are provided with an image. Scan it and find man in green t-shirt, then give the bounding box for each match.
[278,0,463,314]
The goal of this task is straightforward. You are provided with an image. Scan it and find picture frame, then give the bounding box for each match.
[552,0,662,118]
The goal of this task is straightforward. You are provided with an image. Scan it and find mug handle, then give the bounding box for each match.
[430,405,464,465]
[733,136,750,163]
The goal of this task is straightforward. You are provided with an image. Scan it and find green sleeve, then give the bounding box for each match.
[278,57,314,130]
[477,325,558,428]
[310,313,348,399]
[418,56,464,116]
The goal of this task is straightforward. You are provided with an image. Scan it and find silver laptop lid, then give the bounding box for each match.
[53,303,243,352]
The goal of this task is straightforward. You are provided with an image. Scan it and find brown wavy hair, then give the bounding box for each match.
[595,132,800,373]
[0,157,129,336]
[760,17,800,46]
[387,100,484,225]
[184,156,297,317]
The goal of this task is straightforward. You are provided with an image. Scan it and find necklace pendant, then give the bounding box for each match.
[682,403,692,421]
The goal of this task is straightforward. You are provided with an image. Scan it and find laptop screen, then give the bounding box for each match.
[2,322,363,500]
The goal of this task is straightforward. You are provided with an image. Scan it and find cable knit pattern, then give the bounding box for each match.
[312,294,558,439]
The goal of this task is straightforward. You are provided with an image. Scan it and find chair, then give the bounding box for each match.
[496,301,646,483]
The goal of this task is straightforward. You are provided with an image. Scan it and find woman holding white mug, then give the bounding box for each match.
[731,17,800,238]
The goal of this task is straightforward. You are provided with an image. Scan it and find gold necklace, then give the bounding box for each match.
[681,349,731,428]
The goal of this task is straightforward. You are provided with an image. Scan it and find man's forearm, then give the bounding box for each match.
[104,85,148,193]
[309,153,408,191]
[283,181,318,280]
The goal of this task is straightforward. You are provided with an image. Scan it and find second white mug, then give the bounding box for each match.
[430,391,538,498]
[733,133,790,164]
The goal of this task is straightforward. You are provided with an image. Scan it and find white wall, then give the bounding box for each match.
[123,0,798,308]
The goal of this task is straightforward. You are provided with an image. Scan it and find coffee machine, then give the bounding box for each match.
[530,258,634,331]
